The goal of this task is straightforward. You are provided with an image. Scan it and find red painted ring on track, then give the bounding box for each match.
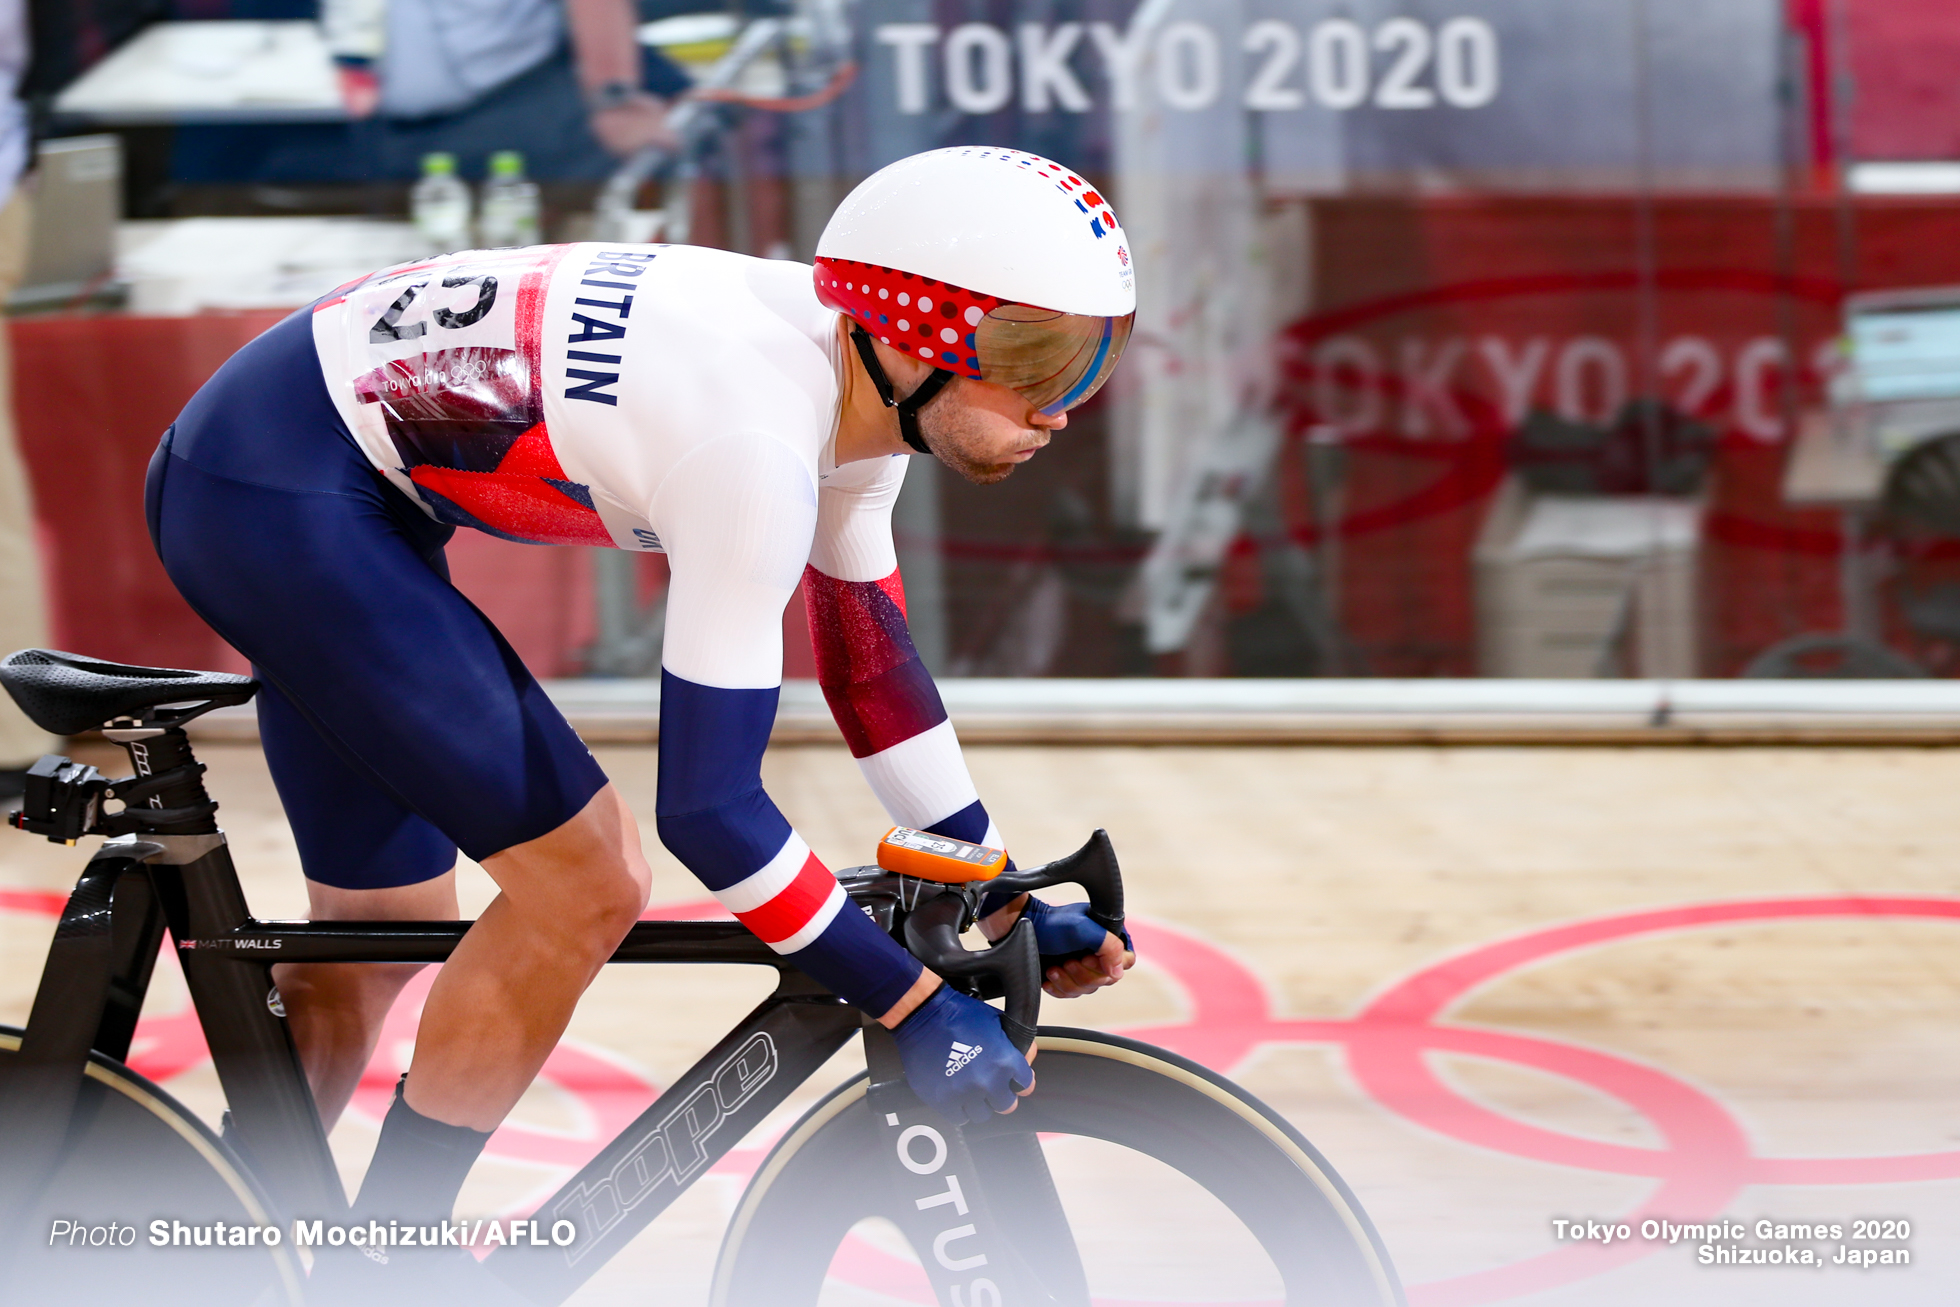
[1118,896,1960,1305]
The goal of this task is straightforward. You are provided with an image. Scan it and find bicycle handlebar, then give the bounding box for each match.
[902,899,1041,1055]
[984,828,1127,940]
[888,829,1125,1057]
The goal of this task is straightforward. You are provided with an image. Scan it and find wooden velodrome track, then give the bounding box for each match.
[3,738,1957,1305]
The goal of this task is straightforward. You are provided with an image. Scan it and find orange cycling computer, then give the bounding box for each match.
[876,827,1008,883]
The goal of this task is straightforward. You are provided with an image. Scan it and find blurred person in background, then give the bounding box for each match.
[0,0,55,795]
[321,0,683,179]
[170,0,692,185]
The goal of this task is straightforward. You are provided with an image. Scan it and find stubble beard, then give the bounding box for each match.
[918,403,1019,486]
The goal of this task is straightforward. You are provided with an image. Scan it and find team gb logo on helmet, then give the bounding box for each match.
[987,148,1122,240]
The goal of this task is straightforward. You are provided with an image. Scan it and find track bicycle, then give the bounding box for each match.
[0,649,1405,1307]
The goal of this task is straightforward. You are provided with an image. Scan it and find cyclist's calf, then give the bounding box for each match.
[279,873,465,1130]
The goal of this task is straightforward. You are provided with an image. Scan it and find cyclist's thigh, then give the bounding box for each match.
[155,454,605,868]
[146,316,606,870]
[256,676,456,889]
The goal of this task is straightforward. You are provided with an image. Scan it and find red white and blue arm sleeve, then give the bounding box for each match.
[650,433,924,1017]
[805,457,1005,854]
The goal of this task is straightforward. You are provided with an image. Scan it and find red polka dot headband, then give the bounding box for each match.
[812,258,1005,380]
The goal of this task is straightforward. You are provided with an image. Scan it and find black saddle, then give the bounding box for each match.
[0,649,258,736]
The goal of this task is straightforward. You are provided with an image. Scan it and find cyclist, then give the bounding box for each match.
[143,146,1135,1295]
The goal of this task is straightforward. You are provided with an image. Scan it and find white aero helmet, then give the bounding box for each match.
[814,147,1136,418]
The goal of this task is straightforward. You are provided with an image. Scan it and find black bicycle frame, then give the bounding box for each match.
[4,835,1103,1306]
[3,719,1122,1306]
[2,825,873,1300]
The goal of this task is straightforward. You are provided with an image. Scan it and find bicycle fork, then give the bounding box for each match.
[855,857,1117,1307]
[863,1024,1090,1307]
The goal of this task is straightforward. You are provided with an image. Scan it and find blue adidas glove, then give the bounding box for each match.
[891,985,1034,1125]
[1021,895,1134,971]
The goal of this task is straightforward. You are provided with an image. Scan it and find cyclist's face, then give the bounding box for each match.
[920,376,1069,485]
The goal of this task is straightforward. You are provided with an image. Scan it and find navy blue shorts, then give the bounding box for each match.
[145,308,608,888]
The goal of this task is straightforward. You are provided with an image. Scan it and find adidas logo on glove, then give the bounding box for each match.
[893,987,1031,1122]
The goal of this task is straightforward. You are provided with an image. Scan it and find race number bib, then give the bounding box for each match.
[314,247,620,547]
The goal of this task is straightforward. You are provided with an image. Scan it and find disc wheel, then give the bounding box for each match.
[0,1026,304,1306]
[712,1028,1403,1307]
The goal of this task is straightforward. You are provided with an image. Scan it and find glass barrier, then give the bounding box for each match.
[36,0,1960,680]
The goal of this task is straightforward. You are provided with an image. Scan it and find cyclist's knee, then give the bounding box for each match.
[611,789,654,914]
[485,785,647,945]
[582,863,648,940]
[501,852,643,944]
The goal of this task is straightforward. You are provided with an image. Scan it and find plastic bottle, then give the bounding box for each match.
[479,150,542,249]
[410,152,472,254]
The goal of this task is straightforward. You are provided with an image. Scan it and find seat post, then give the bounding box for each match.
[102,724,218,835]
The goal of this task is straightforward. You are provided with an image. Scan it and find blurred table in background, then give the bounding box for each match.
[116,217,425,314]
[52,21,345,125]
